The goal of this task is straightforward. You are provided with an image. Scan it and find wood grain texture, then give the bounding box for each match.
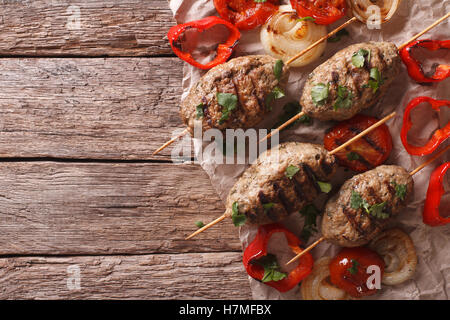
[0,252,252,299]
[0,161,241,255]
[0,0,174,56]
[0,57,188,159]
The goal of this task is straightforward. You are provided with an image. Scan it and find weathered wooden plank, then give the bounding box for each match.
[0,0,174,56]
[0,161,240,255]
[0,252,252,299]
[0,57,186,159]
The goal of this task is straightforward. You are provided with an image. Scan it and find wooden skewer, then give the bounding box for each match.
[185,214,227,240]
[152,128,189,156]
[155,17,358,155]
[186,113,397,240]
[285,17,358,66]
[286,144,450,265]
[329,111,396,155]
[397,12,450,50]
[261,12,450,144]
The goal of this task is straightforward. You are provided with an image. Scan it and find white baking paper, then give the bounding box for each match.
[168,0,450,300]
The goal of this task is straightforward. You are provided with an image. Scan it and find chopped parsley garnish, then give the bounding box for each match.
[299,204,321,242]
[317,181,332,193]
[265,86,285,111]
[285,165,300,179]
[297,16,316,22]
[274,59,284,81]
[195,221,205,228]
[231,201,246,226]
[196,103,204,119]
[368,67,383,93]
[311,83,329,106]
[217,92,238,124]
[262,202,275,213]
[327,28,350,43]
[350,191,389,219]
[272,102,311,129]
[333,85,353,110]
[348,259,359,275]
[391,181,407,201]
[346,152,360,161]
[254,254,287,283]
[351,49,370,68]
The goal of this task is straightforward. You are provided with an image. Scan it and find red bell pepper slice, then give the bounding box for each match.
[423,162,450,227]
[167,16,241,70]
[243,223,314,292]
[400,96,450,156]
[400,39,450,84]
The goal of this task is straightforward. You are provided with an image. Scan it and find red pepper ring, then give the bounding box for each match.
[243,223,314,292]
[400,39,450,84]
[167,16,241,70]
[400,96,450,156]
[423,162,450,227]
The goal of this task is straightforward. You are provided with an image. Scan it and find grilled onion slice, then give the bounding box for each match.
[346,0,401,24]
[301,257,351,300]
[260,4,327,67]
[369,228,417,286]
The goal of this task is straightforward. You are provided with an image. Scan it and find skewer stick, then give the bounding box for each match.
[285,17,358,66]
[185,214,227,240]
[329,111,396,155]
[409,144,450,176]
[287,144,450,265]
[260,111,306,143]
[397,12,450,50]
[153,128,189,155]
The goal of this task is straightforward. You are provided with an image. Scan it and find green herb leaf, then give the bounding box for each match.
[217,92,238,124]
[254,254,287,283]
[351,49,370,68]
[272,102,311,129]
[391,181,407,201]
[317,181,332,193]
[368,202,389,219]
[299,204,321,242]
[231,201,246,226]
[196,103,204,119]
[297,16,316,22]
[265,86,285,111]
[285,165,300,179]
[348,259,359,275]
[195,221,205,228]
[333,85,353,110]
[368,67,382,93]
[262,202,275,213]
[346,152,360,161]
[327,28,350,43]
[311,83,329,106]
[274,59,284,81]
[350,191,370,212]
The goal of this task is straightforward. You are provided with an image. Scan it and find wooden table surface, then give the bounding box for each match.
[0,0,252,299]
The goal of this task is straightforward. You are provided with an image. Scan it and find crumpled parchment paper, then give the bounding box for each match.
[168,0,450,300]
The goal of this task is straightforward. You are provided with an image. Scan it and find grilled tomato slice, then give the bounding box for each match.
[290,0,347,25]
[214,0,280,30]
[329,247,385,298]
[323,114,393,172]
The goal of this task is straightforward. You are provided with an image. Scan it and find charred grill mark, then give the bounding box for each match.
[302,164,321,194]
[230,76,242,113]
[249,74,265,112]
[258,190,278,221]
[343,206,367,236]
[349,127,385,154]
[331,71,340,83]
[292,177,305,200]
[353,152,374,169]
[258,190,270,204]
[201,96,211,122]
[272,182,293,215]
[319,157,334,175]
